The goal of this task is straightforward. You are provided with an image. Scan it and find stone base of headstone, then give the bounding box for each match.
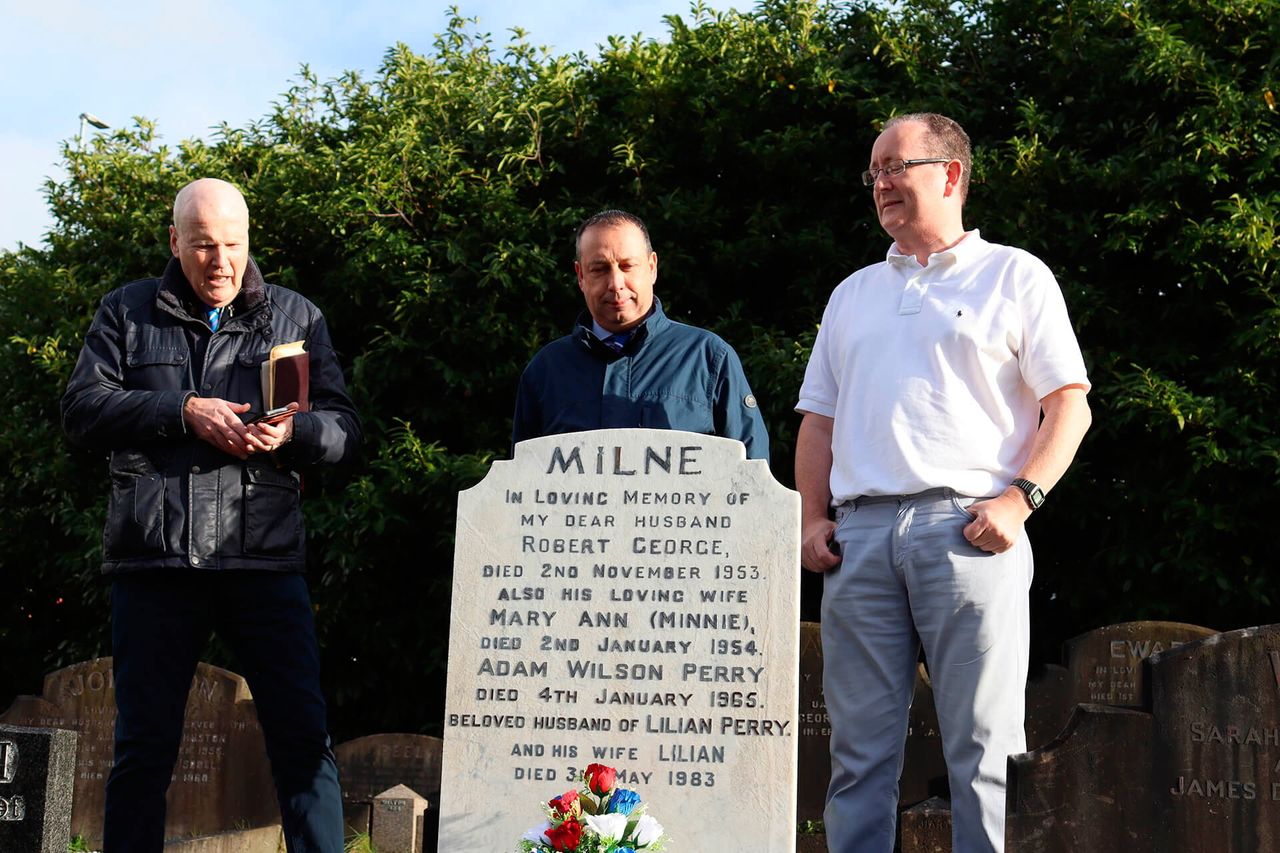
[0,724,77,853]
[899,796,952,853]
[371,784,428,853]
[161,824,285,852]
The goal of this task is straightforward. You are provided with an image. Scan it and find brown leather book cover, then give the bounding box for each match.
[262,341,310,412]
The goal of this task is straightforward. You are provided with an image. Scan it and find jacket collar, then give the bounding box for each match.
[573,297,670,357]
[156,255,270,331]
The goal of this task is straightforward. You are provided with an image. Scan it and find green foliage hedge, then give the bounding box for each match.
[2,0,1277,738]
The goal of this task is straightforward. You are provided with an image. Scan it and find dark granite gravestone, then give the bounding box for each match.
[1008,624,1280,852]
[1065,621,1216,708]
[0,724,77,853]
[0,657,278,847]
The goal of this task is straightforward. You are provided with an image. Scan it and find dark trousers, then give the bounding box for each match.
[104,571,344,853]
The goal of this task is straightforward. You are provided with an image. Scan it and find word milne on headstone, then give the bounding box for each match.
[0,724,77,853]
[439,429,801,852]
[0,658,278,847]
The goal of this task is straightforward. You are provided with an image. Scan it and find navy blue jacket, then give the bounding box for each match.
[512,299,769,460]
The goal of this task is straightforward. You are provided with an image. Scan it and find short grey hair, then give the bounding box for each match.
[883,113,972,202]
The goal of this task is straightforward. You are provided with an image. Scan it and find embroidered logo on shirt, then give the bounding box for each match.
[744,394,758,409]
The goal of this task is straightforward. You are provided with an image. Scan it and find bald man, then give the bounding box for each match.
[62,178,360,852]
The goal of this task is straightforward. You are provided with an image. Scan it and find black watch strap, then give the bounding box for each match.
[1011,478,1045,510]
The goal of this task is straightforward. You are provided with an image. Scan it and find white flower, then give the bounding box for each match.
[584,812,628,841]
[521,821,552,844]
[629,814,665,847]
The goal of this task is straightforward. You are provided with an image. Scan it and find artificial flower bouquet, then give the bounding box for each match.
[518,763,668,852]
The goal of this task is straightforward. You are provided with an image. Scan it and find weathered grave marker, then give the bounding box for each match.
[1008,624,1280,852]
[899,796,952,853]
[439,429,801,852]
[1152,625,1280,850]
[1065,620,1216,708]
[0,724,77,853]
[0,658,277,846]
[797,622,830,822]
[371,784,428,853]
[1007,705,1154,852]
[335,733,441,843]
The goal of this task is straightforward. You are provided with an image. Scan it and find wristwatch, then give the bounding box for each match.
[1010,478,1045,511]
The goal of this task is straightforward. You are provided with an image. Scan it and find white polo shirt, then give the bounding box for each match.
[796,230,1090,502]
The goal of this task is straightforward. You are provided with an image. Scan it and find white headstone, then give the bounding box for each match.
[439,429,801,852]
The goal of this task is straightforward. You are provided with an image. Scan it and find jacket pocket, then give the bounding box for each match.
[124,347,189,391]
[241,466,302,556]
[104,472,166,558]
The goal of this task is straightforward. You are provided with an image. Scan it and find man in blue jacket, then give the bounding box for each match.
[62,178,359,853]
[512,209,769,460]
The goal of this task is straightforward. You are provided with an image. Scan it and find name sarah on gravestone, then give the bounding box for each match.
[440,429,801,853]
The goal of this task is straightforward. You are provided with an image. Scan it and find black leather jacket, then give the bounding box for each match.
[61,257,361,574]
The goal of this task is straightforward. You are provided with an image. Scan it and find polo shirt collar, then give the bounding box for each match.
[887,229,986,269]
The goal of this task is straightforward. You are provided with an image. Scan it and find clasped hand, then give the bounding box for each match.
[182,397,297,460]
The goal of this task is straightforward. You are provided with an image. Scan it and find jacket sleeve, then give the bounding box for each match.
[713,344,771,463]
[276,310,362,468]
[510,362,542,456]
[61,288,190,451]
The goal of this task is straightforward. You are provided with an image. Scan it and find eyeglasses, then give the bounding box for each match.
[861,158,951,187]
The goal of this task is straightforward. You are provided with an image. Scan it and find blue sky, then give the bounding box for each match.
[0,0,709,252]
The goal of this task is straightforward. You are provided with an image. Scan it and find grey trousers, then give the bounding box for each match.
[821,489,1032,853]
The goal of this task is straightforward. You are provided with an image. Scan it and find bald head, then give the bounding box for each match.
[169,178,251,308]
[172,178,248,229]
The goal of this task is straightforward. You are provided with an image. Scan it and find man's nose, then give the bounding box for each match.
[210,245,229,267]
[607,267,627,290]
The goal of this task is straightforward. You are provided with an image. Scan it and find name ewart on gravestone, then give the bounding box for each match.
[439,429,801,852]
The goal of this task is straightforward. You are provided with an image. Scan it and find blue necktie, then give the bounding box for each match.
[604,333,629,352]
[207,307,220,331]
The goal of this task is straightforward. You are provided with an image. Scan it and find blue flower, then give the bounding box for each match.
[606,788,642,815]
[615,848,637,853]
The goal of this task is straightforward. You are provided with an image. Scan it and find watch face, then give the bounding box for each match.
[1014,479,1044,509]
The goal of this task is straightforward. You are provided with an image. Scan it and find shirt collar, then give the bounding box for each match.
[887,229,986,269]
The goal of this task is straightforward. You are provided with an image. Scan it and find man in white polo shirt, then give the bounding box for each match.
[795,113,1091,853]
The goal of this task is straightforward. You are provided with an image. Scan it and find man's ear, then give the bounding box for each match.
[944,160,964,197]
[169,225,180,257]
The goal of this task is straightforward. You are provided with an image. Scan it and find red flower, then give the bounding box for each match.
[545,819,583,851]
[583,763,617,795]
[549,789,580,816]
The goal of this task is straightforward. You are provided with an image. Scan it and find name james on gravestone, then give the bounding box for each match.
[439,429,801,852]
